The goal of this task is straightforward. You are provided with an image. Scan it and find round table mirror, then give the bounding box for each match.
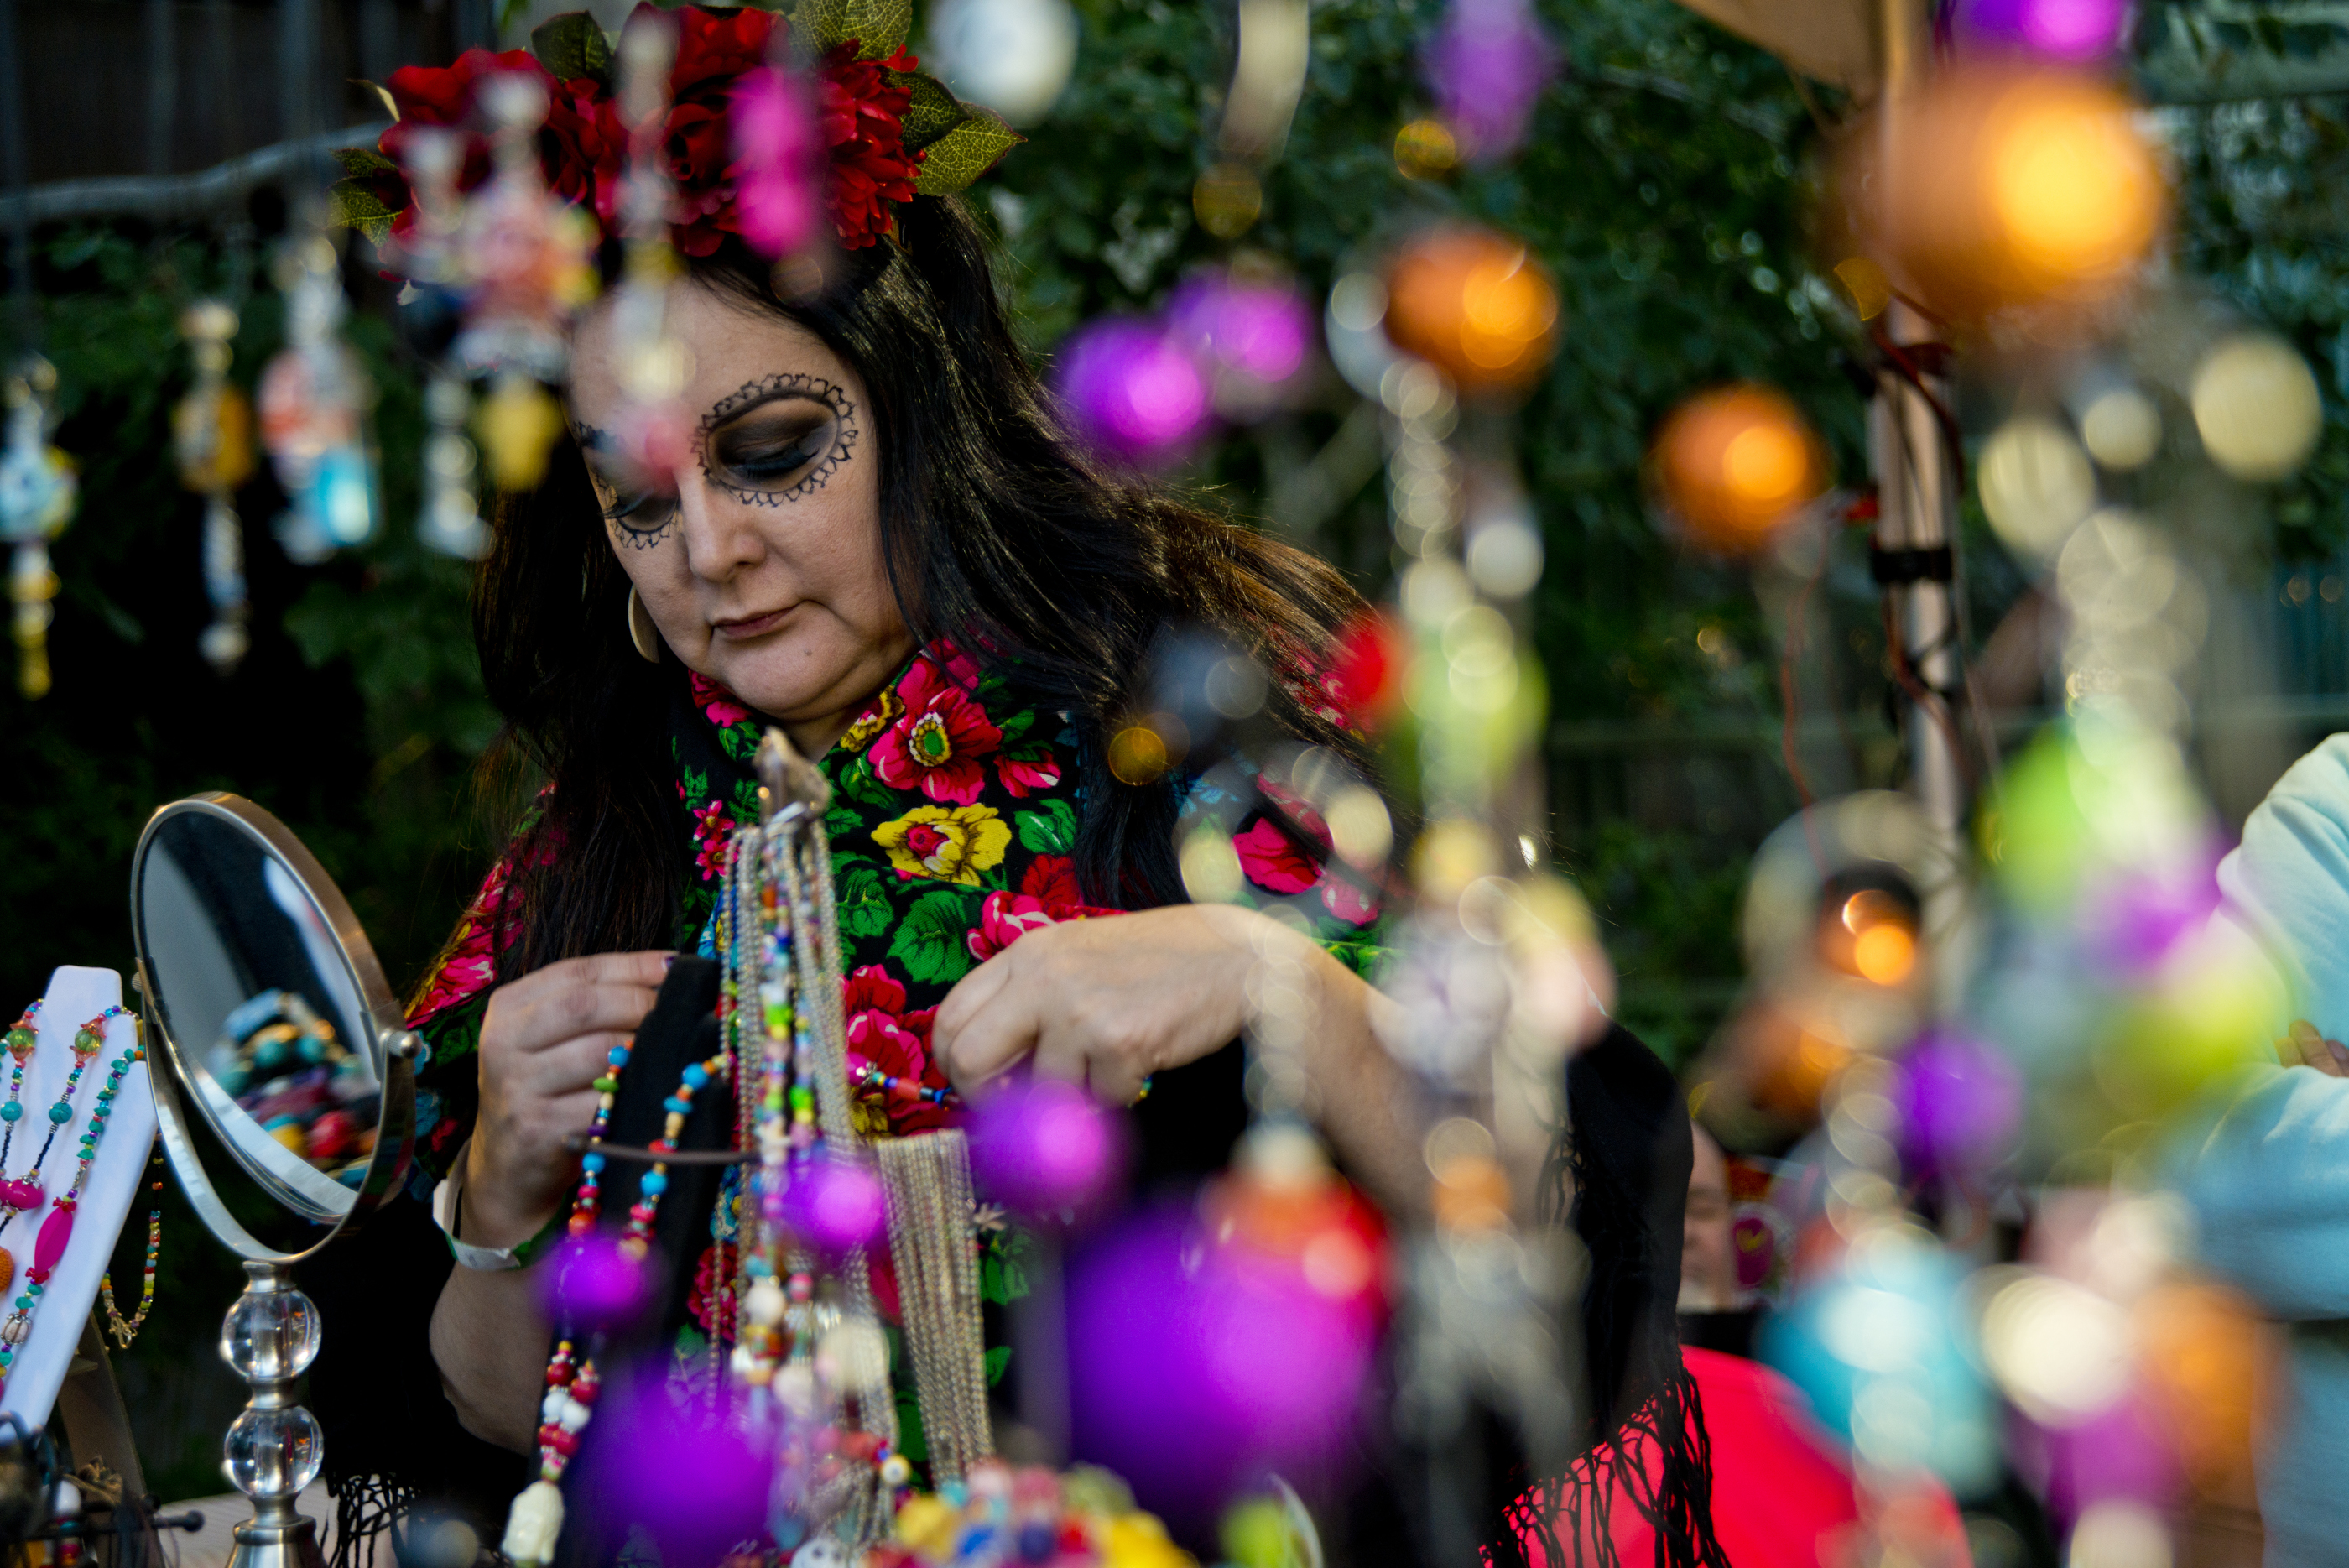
[128,793,419,1568]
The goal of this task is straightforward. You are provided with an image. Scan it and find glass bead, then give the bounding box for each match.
[222,1404,323,1498]
[220,1285,320,1380]
[72,1029,96,1054]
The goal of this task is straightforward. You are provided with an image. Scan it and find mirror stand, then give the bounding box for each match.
[219,1261,325,1568]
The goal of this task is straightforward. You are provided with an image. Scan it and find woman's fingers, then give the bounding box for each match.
[500,979,663,1056]
[519,1031,633,1099]
[936,961,1043,1095]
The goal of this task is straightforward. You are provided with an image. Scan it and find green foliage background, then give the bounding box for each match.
[0,0,2341,1503]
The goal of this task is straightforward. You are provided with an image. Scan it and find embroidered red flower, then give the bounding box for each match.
[867,655,1003,806]
[997,752,1061,798]
[1232,816,1319,896]
[690,797,735,880]
[966,856,1120,962]
[841,965,949,1133]
[690,1241,738,1339]
[689,670,752,730]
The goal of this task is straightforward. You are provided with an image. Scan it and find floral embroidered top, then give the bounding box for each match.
[402,640,1388,1188]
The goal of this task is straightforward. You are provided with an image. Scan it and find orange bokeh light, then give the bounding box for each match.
[1867,65,2164,322]
[1650,383,1826,553]
[1383,226,1560,393]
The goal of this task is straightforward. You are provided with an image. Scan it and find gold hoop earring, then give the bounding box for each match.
[626,585,661,664]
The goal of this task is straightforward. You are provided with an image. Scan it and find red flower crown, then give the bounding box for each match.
[332,3,1021,256]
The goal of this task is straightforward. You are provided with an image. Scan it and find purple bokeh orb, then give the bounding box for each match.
[2011,1388,2178,1528]
[1954,0,2133,62]
[576,1374,773,1564]
[1168,274,1314,389]
[967,1077,1128,1219]
[1065,1207,1374,1522]
[1423,0,1560,164]
[535,1232,652,1332]
[1055,319,1211,465]
[1892,1031,2024,1178]
[2081,844,2223,978]
[773,1152,889,1256]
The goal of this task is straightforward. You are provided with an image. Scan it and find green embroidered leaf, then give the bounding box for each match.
[838,864,893,939]
[325,178,395,245]
[913,107,1023,195]
[530,12,614,83]
[893,72,969,154]
[984,1346,1012,1386]
[979,1246,1030,1305]
[888,888,977,985]
[995,707,1036,745]
[682,764,711,802]
[331,143,397,179]
[837,757,896,810]
[796,0,910,59]
[730,779,763,820]
[825,803,865,841]
[1013,798,1076,854]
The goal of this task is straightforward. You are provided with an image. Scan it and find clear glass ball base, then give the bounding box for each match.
[221,1288,320,1381]
[223,1405,324,1498]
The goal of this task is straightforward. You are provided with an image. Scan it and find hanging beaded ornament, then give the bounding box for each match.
[257,232,378,564]
[0,358,77,701]
[172,300,257,673]
[0,1010,138,1388]
[100,1139,164,1350]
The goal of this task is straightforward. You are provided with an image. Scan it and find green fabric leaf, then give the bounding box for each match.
[984,1345,1012,1386]
[825,803,864,841]
[894,72,969,154]
[836,757,895,810]
[888,888,977,984]
[682,763,711,803]
[796,0,910,59]
[1013,798,1076,854]
[979,1244,1029,1305]
[913,107,1023,195]
[838,863,893,938]
[331,144,397,179]
[994,707,1035,745]
[530,12,615,84]
[326,179,395,245]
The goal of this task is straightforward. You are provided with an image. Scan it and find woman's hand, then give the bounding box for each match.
[934,904,1271,1104]
[463,950,671,1245]
[2279,1018,2349,1077]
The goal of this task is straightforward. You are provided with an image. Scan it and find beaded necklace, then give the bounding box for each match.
[501,1040,730,1568]
[0,1008,121,1289]
[0,1014,139,1391]
[0,1001,42,1172]
[101,1140,164,1349]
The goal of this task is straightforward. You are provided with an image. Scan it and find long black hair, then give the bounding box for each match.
[467,195,1374,978]
[1486,1024,1730,1568]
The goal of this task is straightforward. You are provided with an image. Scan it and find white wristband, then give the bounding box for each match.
[432,1138,526,1272]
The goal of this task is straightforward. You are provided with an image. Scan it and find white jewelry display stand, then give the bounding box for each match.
[0,965,158,1429]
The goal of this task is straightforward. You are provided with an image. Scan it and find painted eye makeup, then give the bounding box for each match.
[697,374,858,505]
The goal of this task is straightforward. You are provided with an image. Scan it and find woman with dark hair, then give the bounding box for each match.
[303,3,1418,1548]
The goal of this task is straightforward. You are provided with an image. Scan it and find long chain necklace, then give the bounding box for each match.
[0,1015,139,1391]
[101,1140,164,1348]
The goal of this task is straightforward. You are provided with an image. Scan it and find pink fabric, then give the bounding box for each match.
[1518,1347,1970,1567]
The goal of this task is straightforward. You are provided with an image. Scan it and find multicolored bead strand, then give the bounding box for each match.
[0,1001,43,1171]
[848,1059,960,1112]
[0,1005,117,1290]
[0,1018,139,1391]
[625,1050,729,1262]
[101,1141,164,1349]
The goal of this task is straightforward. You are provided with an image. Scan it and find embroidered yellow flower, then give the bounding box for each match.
[840,688,904,753]
[872,805,1010,887]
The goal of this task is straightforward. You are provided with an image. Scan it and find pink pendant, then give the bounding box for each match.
[29,1204,72,1281]
[0,1180,39,1212]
